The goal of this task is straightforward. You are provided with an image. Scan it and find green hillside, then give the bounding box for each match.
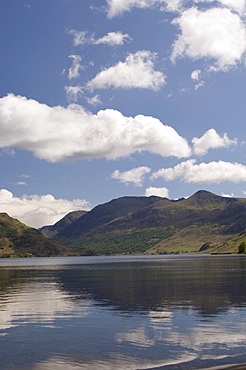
[0,213,70,257]
[47,190,246,255]
[53,196,162,244]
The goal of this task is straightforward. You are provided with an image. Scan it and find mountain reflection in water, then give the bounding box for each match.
[0,254,245,370]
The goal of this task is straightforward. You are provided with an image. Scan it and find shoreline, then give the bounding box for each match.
[207,365,246,370]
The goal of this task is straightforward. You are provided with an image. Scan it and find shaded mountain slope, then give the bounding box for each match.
[53,196,162,244]
[39,210,87,239]
[48,191,246,255]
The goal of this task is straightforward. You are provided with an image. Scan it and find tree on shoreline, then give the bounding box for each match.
[238,241,246,254]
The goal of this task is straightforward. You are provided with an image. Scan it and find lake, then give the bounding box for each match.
[0,254,246,370]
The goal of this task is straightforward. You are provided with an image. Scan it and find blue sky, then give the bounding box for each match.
[1,0,246,228]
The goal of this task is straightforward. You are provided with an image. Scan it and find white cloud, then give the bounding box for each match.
[171,7,246,71]
[191,69,204,89]
[192,129,237,155]
[95,31,132,46]
[86,51,166,91]
[15,182,27,186]
[194,81,204,90]
[0,189,90,228]
[68,29,131,47]
[151,159,246,183]
[67,30,94,46]
[106,0,159,18]
[86,94,102,106]
[221,192,234,198]
[111,167,151,186]
[144,186,169,197]
[105,0,182,18]
[0,148,15,157]
[191,69,201,81]
[64,85,83,102]
[218,0,246,15]
[105,0,246,19]
[161,0,183,12]
[194,0,246,15]
[68,55,84,79]
[0,94,191,163]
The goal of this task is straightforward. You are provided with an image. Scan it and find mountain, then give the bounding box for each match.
[45,190,246,255]
[51,195,162,244]
[39,210,87,239]
[0,213,71,257]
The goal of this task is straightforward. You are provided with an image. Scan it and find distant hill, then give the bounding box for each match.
[39,210,87,239]
[43,190,246,255]
[0,213,71,257]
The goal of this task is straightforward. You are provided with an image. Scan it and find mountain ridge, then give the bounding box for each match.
[39,210,87,239]
[41,190,246,255]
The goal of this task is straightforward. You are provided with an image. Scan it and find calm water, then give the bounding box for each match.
[0,254,246,370]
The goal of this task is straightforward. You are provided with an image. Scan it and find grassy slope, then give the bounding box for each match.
[52,191,246,255]
[145,192,246,254]
[146,225,235,254]
[0,213,70,256]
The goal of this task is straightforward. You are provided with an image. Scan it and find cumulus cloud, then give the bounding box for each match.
[218,0,246,14]
[171,7,246,71]
[68,29,131,47]
[0,189,90,228]
[68,55,84,80]
[105,0,182,18]
[0,94,191,163]
[151,159,246,183]
[105,0,246,17]
[194,0,246,15]
[111,167,151,186]
[86,51,166,91]
[192,129,237,155]
[144,186,170,197]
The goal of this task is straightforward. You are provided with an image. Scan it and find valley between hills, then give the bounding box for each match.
[1,190,246,257]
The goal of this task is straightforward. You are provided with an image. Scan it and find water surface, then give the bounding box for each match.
[0,254,246,369]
